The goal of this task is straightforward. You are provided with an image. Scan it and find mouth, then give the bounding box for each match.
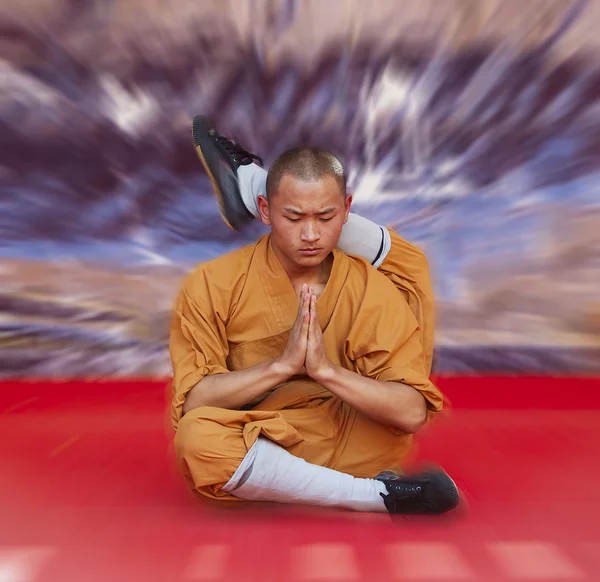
[299,248,322,255]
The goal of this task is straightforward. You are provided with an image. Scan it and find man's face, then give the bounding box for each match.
[258,173,352,271]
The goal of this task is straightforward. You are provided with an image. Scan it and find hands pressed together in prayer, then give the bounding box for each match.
[278,284,334,381]
[184,283,335,414]
[185,282,427,431]
[276,283,426,431]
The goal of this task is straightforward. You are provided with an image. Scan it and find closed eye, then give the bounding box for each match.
[285,216,334,222]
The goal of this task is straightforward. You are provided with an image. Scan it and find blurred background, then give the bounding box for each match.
[3,2,600,581]
[2,0,600,379]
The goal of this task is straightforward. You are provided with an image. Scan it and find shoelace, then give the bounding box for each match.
[214,134,264,167]
[384,482,428,513]
[389,482,426,503]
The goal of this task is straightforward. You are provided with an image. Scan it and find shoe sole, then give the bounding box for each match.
[443,471,469,513]
[191,117,236,231]
[442,472,461,509]
[427,470,460,513]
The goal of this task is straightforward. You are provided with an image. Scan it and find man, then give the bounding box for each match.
[168,116,459,514]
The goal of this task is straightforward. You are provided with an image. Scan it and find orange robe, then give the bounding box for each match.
[170,229,441,501]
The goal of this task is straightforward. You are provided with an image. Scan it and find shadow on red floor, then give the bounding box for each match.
[1,376,599,581]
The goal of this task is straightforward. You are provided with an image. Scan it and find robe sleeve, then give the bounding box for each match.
[169,273,230,430]
[344,282,443,417]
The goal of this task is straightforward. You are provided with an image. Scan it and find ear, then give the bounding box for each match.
[257,195,271,226]
[343,193,353,224]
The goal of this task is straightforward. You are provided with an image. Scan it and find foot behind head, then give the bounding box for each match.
[191,115,262,231]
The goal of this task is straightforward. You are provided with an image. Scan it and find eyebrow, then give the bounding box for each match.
[283,207,337,216]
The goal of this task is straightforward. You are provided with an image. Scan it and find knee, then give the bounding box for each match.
[174,407,217,462]
[173,407,247,491]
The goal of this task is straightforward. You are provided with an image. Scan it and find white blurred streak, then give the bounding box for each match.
[0,547,55,582]
[293,543,359,580]
[488,542,582,579]
[184,545,229,581]
[387,542,474,579]
[100,75,159,137]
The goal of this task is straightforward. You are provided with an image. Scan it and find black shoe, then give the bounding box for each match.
[376,469,460,514]
[191,115,264,231]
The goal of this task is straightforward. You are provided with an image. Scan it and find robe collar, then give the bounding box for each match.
[257,234,349,334]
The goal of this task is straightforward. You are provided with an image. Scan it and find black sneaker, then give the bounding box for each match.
[191,115,264,231]
[376,469,460,514]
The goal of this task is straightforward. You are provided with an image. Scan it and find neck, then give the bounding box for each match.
[270,240,333,287]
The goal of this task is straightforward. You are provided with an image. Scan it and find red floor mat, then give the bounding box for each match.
[1,377,599,581]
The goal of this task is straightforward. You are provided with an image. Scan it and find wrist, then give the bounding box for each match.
[269,357,296,382]
[309,361,338,384]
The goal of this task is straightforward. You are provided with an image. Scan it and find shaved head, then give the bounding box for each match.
[266,147,346,198]
[257,147,352,275]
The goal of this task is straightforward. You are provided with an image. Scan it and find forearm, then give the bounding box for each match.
[182,358,292,413]
[313,365,427,433]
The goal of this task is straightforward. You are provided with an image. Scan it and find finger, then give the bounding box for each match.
[297,286,310,322]
[312,294,321,336]
[298,283,307,312]
[309,294,317,332]
[300,301,310,347]
[302,292,311,324]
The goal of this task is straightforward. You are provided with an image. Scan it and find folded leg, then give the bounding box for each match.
[174,403,387,511]
[174,392,458,513]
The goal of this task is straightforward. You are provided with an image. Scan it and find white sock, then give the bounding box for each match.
[222,437,388,512]
[237,164,391,267]
[237,163,267,218]
[336,213,391,268]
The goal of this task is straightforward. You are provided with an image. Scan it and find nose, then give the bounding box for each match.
[300,221,321,243]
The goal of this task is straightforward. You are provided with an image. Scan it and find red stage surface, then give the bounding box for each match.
[1,376,599,581]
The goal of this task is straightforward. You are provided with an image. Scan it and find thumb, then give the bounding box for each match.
[301,301,310,341]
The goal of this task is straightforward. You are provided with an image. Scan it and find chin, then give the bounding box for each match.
[296,255,320,263]
[297,251,330,264]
